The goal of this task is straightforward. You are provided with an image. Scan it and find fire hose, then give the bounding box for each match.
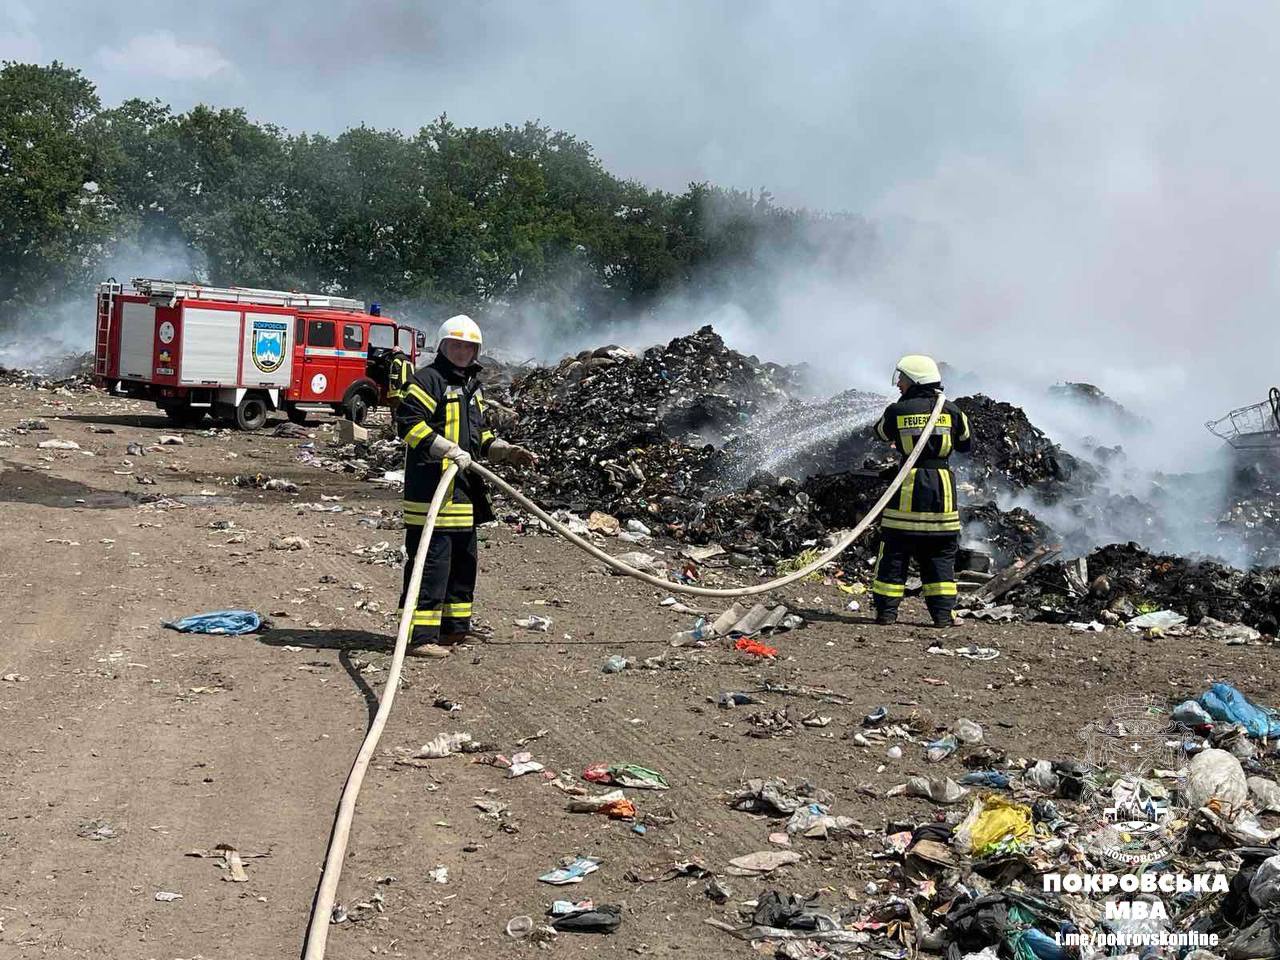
[302,393,944,958]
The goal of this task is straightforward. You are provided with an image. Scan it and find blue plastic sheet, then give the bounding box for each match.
[960,770,1012,789]
[1199,682,1280,739]
[163,610,264,636]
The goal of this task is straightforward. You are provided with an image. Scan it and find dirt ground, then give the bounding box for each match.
[0,383,1275,960]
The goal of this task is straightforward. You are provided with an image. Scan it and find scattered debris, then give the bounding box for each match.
[163,610,264,636]
[726,850,802,876]
[515,615,552,632]
[410,733,477,759]
[539,856,601,885]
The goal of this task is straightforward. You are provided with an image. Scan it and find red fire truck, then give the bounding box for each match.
[93,278,423,430]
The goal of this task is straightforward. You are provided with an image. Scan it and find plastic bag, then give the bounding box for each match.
[607,764,670,790]
[1199,683,1280,739]
[163,610,263,635]
[904,776,968,805]
[1249,855,1280,909]
[1248,776,1280,813]
[954,795,1034,856]
[1184,747,1247,813]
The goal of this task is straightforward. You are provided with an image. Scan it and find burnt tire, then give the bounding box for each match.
[344,392,371,425]
[234,395,269,432]
[286,406,310,426]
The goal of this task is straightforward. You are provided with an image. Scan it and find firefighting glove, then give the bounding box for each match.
[487,438,538,469]
[428,433,472,471]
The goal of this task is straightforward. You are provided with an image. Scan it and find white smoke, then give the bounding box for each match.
[0,236,204,372]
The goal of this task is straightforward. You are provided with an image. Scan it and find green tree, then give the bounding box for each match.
[0,62,115,311]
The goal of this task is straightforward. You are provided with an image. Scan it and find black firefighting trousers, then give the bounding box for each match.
[399,526,477,644]
[872,531,959,624]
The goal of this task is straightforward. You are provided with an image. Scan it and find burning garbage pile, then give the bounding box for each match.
[283,323,1280,627]
[1220,457,1280,568]
[0,351,96,391]
[997,542,1280,634]
[501,326,806,538]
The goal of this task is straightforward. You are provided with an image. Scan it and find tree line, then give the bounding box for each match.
[0,61,874,339]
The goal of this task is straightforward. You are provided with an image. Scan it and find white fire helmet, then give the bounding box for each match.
[894,354,941,386]
[437,314,483,355]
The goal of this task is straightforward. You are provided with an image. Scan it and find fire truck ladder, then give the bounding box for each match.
[94,280,122,376]
[129,278,366,313]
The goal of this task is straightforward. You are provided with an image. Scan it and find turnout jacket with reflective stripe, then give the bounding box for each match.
[394,353,498,529]
[388,354,413,400]
[873,384,972,536]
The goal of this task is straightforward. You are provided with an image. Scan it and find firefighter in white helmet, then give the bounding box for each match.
[870,355,973,628]
[394,314,537,657]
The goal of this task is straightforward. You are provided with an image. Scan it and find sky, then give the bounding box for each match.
[0,0,1176,210]
[4,0,1280,455]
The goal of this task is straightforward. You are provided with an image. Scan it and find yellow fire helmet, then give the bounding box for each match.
[437,314,483,354]
[894,354,941,386]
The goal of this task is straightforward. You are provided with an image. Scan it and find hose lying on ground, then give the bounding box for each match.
[301,394,943,957]
[302,464,459,960]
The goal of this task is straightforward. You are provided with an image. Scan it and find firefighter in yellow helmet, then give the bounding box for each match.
[393,314,537,657]
[870,355,973,627]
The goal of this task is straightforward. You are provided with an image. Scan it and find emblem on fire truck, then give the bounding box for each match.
[251,320,287,374]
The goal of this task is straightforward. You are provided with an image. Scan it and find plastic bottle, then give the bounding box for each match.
[670,617,708,647]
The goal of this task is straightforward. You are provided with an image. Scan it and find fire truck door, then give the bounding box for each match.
[302,318,339,402]
[338,321,368,393]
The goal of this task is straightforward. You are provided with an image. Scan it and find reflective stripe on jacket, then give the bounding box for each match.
[388,355,413,400]
[394,353,498,529]
[873,385,972,536]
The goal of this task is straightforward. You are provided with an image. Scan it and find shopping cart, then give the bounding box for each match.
[1206,387,1280,450]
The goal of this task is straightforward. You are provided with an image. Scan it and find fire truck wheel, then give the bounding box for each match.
[235,395,269,432]
[344,392,372,425]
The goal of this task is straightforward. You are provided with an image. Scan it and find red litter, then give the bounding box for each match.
[734,637,778,658]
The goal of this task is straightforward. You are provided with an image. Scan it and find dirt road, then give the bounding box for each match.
[0,384,1273,959]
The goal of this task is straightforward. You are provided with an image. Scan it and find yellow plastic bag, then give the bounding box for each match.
[955,795,1033,856]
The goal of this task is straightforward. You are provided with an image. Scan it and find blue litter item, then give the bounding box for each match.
[960,770,1011,789]
[1009,926,1067,960]
[538,856,601,885]
[164,610,264,636]
[1199,682,1280,739]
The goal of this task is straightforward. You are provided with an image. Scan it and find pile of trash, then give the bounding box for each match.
[954,395,1099,500]
[699,685,1280,959]
[1048,380,1151,432]
[985,543,1280,633]
[0,351,96,391]
[960,503,1058,565]
[1222,458,1280,568]
[279,326,1280,616]
[503,326,801,528]
[999,541,1280,633]
[762,393,1097,503]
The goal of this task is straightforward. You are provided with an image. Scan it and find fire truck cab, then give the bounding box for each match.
[93,278,423,430]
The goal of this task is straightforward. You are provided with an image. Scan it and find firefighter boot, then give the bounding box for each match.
[407,642,451,659]
[926,603,955,629]
[873,600,898,626]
